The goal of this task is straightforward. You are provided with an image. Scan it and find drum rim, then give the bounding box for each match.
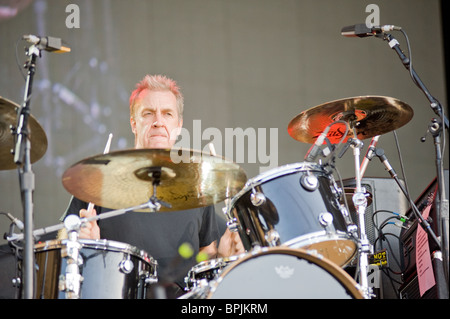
[188,255,240,274]
[34,238,157,265]
[207,247,364,299]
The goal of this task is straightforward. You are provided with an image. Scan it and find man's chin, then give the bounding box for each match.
[144,140,173,149]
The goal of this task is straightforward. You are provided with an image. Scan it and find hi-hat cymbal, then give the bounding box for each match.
[62,148,247,212]
[0,96,48,170]
[288,96,414,144]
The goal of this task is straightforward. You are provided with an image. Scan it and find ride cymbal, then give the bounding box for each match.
[0,96,48,170]
[288,96,413,144]
[62,148,247,212]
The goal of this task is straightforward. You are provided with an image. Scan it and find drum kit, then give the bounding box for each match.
[4,90,424,300]
[3,28,448,299]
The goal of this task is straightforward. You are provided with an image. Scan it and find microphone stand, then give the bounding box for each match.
[12,43,41,299]
[427,119,449,286]
[382,33,448,130]
[382,32,449,284]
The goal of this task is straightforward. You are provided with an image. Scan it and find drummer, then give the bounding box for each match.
[60,74,244,298]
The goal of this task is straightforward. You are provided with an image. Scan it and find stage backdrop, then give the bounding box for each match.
[0,0,447,249]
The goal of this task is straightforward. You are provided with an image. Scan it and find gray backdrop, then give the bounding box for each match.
[0,0,448,251]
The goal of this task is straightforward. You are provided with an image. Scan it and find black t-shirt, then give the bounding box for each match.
[63,197,220,289]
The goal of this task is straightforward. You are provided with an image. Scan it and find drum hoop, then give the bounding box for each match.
[230,162,325,206]
[207,247,363,299]
[34,239,157,265]
[283,230,355,248]
[189,256,239,274]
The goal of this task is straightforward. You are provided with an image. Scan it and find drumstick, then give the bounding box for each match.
[208,142,217,156]
[86,133,113,213]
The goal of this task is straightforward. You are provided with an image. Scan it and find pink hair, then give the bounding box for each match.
[129,74,184,119]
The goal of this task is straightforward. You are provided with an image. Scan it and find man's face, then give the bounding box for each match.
[130,89,183,149]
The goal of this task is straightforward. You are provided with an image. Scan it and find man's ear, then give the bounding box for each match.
[130,116,136,134]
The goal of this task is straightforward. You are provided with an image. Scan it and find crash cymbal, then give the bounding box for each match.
[62,148,247,212]
[288,96,413,144]
[0,96,48,170]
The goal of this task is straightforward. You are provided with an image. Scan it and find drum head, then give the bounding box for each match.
[207,248,362,299]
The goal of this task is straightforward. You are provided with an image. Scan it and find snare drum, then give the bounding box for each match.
[180,247,363,299]
[34,239,157,299]
[184,256,239,291]
[227,163,357,266]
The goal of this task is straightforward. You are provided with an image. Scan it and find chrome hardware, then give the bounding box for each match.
[119,257,134,274]
[319,212,333,227]
[265,229,280,246]
[250,191,266,206]
[319,212,334,234]
[300,173,319,191]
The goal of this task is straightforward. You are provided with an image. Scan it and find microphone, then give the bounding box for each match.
[1,212,24,230]
[374,148,397,178]
[22,34,71,53]
[305,126,331,162]
[341,24,401,38]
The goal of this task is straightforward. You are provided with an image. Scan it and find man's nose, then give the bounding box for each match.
[152,112,164,127]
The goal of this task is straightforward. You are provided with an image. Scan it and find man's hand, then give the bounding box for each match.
[79,207,100,239]
[218,228,244,258]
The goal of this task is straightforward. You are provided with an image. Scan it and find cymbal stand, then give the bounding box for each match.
[59,215,83,299]
[348,135,374,299]
[360,135,380,178]
[7,198,167,244]
[148,167,172,211]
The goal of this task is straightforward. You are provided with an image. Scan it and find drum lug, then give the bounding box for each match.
[222,206,239,233]
[250,191,266,206]
[226,217,239,232]
[119,256,134,274]
[300,173,319,191]
[347,224,359,239]
[319,212,334,233]
[265,229,280,247]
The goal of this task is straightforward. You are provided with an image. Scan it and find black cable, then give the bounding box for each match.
[399,29,418,88]
[15,37,27,81]
[392,130,412,205]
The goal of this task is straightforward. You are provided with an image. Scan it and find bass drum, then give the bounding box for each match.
[180,248,363,299]
[34,239,157,299]
[227,162,357,267]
